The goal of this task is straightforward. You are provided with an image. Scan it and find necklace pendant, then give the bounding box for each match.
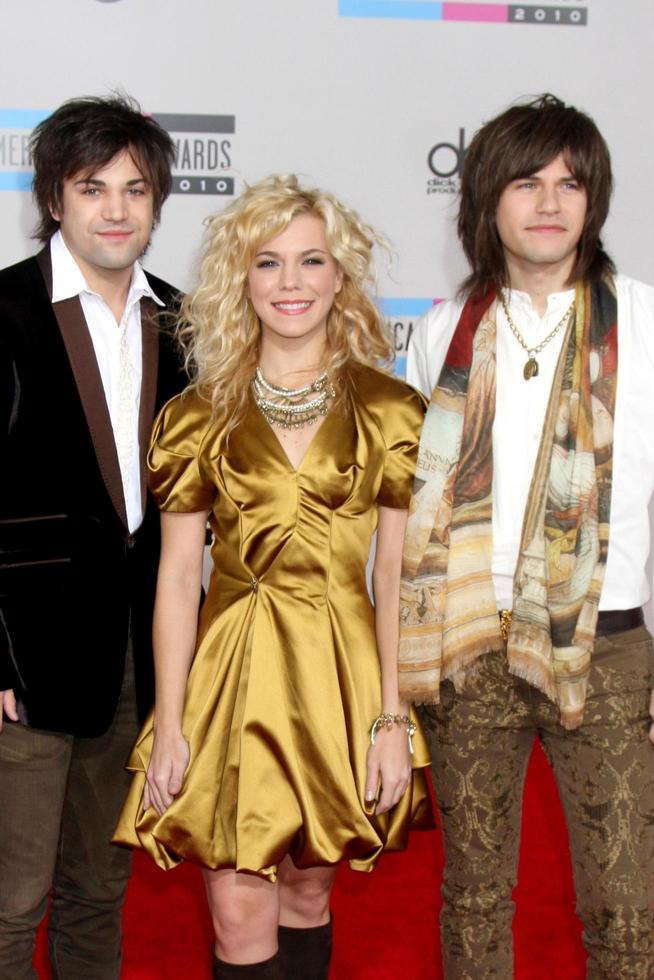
[523,356,539,381]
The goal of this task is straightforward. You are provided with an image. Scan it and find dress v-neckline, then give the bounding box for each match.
[250,395,335,474]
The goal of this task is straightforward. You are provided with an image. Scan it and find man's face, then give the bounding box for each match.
[495,153,588,281]
[50,150,154,285]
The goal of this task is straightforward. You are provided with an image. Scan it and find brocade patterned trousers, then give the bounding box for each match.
[419,625,654,980]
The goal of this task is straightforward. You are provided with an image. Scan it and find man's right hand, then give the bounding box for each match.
[0,690,19,733]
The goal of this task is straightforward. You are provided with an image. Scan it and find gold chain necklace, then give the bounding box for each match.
[500,294,575,380]
[251,367,336,429]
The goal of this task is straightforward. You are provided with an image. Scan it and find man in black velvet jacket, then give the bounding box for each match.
[0,95,185,979]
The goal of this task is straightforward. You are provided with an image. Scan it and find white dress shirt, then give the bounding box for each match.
[50,231,164,532]
[406,275,654,610]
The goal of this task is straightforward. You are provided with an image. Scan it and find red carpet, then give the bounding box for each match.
[35,740,586,978]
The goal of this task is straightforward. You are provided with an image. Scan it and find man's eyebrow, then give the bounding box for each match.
[513,170,578,181]
[72,176,148,187]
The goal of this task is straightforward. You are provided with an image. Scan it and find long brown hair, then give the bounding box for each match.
[458,94,615,298]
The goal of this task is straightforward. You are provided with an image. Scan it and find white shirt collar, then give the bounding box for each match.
[49,229,164,309]
[501,285,575,318]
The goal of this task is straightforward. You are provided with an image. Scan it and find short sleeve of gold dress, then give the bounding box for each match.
[114,366,434,880]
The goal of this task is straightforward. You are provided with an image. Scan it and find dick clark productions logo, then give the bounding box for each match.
[427,128,468,196]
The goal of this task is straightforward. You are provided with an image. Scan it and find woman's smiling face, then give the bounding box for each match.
[247,213,343,347]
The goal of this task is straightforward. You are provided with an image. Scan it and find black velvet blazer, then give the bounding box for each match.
[0,247,186,736]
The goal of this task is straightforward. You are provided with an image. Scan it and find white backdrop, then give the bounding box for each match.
[2,0,654,602]
[3,2,654,341]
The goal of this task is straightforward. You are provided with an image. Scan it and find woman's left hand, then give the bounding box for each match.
[365,723,412,814]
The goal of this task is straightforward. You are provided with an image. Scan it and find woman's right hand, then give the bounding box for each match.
[144,727,190,816]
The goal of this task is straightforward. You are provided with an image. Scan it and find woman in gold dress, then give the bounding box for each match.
[115,175,432,978]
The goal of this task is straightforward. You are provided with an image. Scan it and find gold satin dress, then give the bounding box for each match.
[115,363,433,880]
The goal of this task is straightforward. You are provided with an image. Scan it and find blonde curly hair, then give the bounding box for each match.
[178,174,393,434]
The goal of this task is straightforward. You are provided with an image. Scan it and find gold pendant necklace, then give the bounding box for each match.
[524,356,539,381]
[500,295,575,381]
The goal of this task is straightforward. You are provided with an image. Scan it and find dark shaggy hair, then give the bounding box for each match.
[458,94,615,298]
[30,93,175,242]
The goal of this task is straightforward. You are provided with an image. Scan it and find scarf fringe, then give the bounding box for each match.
[559,708,584,730]
[402,684,441,707]
[506,652,557,703]
[441,625,501,692]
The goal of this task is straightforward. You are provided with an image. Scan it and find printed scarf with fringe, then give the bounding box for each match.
[399,279,618,728]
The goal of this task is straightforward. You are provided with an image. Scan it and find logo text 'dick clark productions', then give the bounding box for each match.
[153,113,235,196]
[427,128,467,196]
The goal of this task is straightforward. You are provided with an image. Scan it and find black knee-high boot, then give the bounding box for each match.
[212,952,284,978]
[277,920,332,979]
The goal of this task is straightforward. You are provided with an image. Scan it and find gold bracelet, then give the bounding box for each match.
[369,713,417,754]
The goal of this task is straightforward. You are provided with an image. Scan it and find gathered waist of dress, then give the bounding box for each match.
[204,560,372,615]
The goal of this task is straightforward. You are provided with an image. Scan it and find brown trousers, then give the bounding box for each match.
[420,625,654,980]
[0,649,138,980]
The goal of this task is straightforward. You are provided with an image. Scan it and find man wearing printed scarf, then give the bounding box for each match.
[403,94,654,978]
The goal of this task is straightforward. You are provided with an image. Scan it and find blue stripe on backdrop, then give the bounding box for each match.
[339,1,443,19]
[0,109,50,128]
[338,0,443,20]
[0,109,48,192]
[377,297,435,316]
[0,173,33,191]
